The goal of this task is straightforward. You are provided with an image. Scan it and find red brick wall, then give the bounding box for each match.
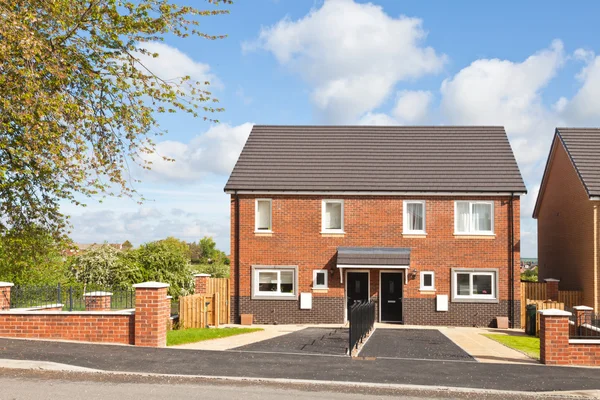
[230,194,521,326]
[0,313,134,344]
[85,294,112,311]
[134,286,169,347]
[540,313,600,366]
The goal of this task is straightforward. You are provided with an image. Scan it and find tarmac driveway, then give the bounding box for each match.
[359,329,475,361]
[233,327,348,355]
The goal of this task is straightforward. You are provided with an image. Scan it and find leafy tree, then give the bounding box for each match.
[195,263,229,278]
[68,243,141,288]
[0,226,68,285]
[135,237,194,298]
[195,236,229,265]
[121,240,133,251]
[0,0,228,244]
[521,266,538,282]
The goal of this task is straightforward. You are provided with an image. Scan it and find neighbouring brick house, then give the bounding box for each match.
[225,126,526,327]
[534,128,600,312]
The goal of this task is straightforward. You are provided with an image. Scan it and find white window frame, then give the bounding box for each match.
[403,200,426,234]
[420,271,435,291]
[321,199,344,233]
[313,270,328,289]
[454,200,494,235]
[252,266,297,299]
[255,198,272,232]
[452,269,497,302]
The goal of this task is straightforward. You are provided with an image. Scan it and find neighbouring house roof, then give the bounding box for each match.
[533,128,600,218]
[224,125,526,194]
[336,247,411,267]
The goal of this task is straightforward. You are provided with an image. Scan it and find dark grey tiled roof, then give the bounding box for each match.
[557,128,600,197]
[337,247,410,266]
[225,125,526,193]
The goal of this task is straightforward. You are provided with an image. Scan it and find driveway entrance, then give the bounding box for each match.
[359,329,475,361]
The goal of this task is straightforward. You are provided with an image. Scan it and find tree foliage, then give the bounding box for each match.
[0,0,228,242]
[0,226,68,285]
[521,266,538,282]
[68,243,141,287]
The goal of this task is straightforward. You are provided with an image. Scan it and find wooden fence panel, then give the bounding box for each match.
[179,294,216,329]
[558,290,583,309]
[204,278,230,324]
[526,299,564,336]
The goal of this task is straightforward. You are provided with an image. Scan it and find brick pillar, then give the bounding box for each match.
[573,305,594,336]
[133,282,170,347]
[0,282,13,310]
[545,278,560,301]
[84,291,112,311]
[194,273,210,295]
[539,309,572,365]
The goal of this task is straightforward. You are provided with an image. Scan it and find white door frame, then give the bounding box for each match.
[379,270,404,323]
[344,269,370,323]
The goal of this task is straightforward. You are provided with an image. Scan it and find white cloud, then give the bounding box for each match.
[143,122,253,182]
[392,90,433,123]
[136,41,221,88]
[560,52,600,125]
[358,112,399,126]
[246,0,446,123]
[70,207,228,247]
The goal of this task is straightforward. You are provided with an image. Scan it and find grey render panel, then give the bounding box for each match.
[225,126,527,193]
[337,247,411,266]
[556,128,600,197]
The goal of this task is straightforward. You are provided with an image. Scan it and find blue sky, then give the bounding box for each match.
[63,0,600,257]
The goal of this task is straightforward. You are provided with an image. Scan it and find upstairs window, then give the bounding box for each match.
[255,199,272,232]
[322,200,344,233]
[455,201,494,235]
[403,200,426,234]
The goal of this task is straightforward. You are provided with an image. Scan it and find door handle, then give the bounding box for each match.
[387,300,396,303]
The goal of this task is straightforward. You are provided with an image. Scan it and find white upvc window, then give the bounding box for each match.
[403,200,426,234]
[420,271,435,290]
[313,270,328,289]
[253,267,296,298]
[255,199,272,232]
[454,201,494,235]
[322,200,344,233]
[452,270,497,301]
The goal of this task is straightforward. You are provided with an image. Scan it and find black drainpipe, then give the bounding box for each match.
[235,191,240,324]
[509,192,515,328]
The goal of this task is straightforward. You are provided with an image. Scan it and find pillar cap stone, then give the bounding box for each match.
[544,278,560,282]
[0,282,14,287]
[84,291,112,297]
[538,309,572,316]
[573,305,594,311]
[194,273,211,277]
[132,282,170,289]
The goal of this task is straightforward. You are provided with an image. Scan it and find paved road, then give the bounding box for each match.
[0,338,600,393]
[0,368,586,400]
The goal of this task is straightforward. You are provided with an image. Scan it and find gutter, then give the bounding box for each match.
[509,193,515,328]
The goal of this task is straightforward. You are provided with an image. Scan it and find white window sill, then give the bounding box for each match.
[419,288,436,292]
[255,230,273,233]
[403,232,427,238]
[321,231,345,236]
[252,294,296,300]
[454,233,496,239]
[312,287,329,293]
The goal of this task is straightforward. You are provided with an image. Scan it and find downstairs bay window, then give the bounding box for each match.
[252,266,297,299]
[451,269,498,303]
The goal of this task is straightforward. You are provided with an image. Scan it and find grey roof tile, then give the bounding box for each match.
[225,126,526,193]
[557,128,600,197]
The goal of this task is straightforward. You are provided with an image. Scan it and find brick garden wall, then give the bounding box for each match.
[0,312,134,344]
[230,194,521,327]
[0,282,170,347]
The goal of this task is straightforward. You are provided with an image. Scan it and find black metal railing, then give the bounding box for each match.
[10,284,135,311]
[348,300,375,354]
[569,308,600,339]
[170,300,179,317]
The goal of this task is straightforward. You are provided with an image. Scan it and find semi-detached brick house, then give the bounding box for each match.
[534,128,600,311]
[225,126,526,327]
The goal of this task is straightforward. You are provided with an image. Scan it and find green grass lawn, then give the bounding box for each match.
[482,333,540,359]
[167,327,263,346]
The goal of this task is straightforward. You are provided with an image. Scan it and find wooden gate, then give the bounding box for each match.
[179,294,218,329]
[204,278,230,325]
[520,282,583,328]
[526,300,565,336]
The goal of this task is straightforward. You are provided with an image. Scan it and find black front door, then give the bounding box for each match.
[346,272,369,315]
[381,272,403,322]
